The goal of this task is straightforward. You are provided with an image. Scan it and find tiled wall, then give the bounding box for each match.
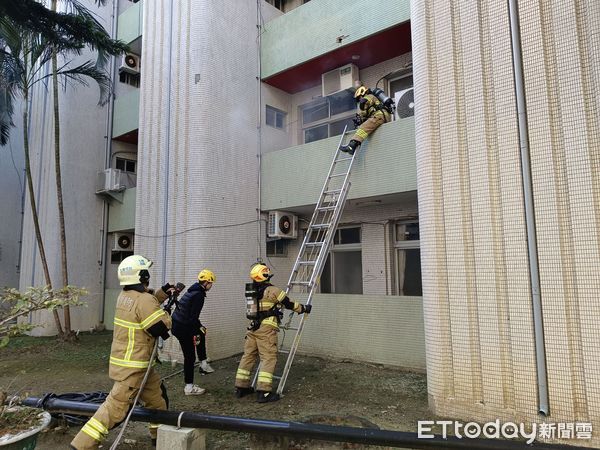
[413,0,600,444]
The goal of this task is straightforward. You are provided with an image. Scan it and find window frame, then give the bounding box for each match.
[115,157,137,174]
[266,239,288,257]
[320,226,362,294]
[300,93,356,144]
[393,220,422,296]
[265,105,287,131]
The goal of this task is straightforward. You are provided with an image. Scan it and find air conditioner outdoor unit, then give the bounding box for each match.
[321,63,359,97]
[112,233,133,251]
[96,168,124,193]
[119,53,140,75]
[267,211,298,239]
[394,88,415,119]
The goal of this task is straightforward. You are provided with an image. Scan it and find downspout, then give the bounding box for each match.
[99,0,119,324]
[256,0,262,260]
[507,0,549,416]
[161,0,174,282]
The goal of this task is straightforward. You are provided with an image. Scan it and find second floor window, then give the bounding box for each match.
[301,91,356,144]
[266,105,286,130]
[116,157,136,174]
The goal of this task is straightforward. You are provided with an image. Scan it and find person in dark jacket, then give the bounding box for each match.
[171,269,216,395]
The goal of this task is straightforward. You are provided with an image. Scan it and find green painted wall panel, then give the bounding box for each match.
[261,118,416,210]
[112,89,140,138]
[261,0,410,78]
[117,1,143,44]
[103,288,121,330]
[108,188,136,232]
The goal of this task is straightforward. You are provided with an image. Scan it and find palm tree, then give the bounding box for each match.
[0,20,114,336]
[48,0,124,337]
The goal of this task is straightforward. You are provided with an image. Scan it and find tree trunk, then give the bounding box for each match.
[51,0,73,338]
[23,86,64,336]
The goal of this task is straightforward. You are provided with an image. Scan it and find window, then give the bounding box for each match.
[115,157,136,173]
[266,239,288,257]
[301,90,356,144]
[320,226,362,294]
[266,0,284,11]
[394,221,422,296]
[119,71,140,88]
[266,105,286,130]
[111,250,134,264]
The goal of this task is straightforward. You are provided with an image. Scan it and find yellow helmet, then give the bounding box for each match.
[118,255,153,286]
[250,264,272,282]
[198,269,216,283]
[354,85,368,99]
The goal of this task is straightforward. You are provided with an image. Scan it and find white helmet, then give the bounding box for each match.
[118,255,153,286]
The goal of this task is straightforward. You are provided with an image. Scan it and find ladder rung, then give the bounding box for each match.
[291,281,311,286]
[324,189,342,195]
[311,223,330,229]
[318,206,337,211]
[273,375,282,380]
[283,327,299,331]
[298,260,316,265]
[305,242,324,247]
[278,349,290,354]
[329,173,347,178]
[336,157,353,162]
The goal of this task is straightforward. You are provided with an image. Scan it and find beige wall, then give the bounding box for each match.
[414,0,600,444]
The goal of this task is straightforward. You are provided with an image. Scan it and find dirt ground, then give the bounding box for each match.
[0,332,433,449]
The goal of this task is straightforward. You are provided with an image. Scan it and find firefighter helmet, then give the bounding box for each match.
[250,264,272,282]
[354,85,368,99]
[118,255,153,286]
[198,269,216,283]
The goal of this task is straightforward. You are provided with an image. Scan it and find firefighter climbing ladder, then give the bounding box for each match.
[252,126,357,395]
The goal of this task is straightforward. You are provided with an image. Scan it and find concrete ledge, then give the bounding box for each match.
[157,425,206,450]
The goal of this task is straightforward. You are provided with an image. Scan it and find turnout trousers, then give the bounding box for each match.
[351,114,388,144]
[70,370,167,450]
[235,324,278,392]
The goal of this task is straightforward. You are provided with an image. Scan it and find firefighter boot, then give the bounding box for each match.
[339,139,360,155]
[257,391,280,403]
[235,387,255,398]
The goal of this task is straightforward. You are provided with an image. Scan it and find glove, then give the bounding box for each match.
[302,304,312,314]
[193,335,202,346]
[161,283,174,293]
[200,326,207,335]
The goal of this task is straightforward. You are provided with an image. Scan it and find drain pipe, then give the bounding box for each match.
[507,0,549,415]
[21,397,589,450]
[99,0,120,325]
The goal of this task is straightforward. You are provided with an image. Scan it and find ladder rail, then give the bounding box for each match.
[284,128,351,295]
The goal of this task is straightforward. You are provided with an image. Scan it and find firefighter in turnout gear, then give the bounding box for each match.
[339,85,392,155]
[235,264,312,403]
[71,255,173,450]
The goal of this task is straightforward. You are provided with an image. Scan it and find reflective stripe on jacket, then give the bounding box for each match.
[109,288,171,381]
[259,286,302,329]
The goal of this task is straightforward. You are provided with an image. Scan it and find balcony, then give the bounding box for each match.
[260,117,416,211]
[112,89,140,142]
[108,188,136,232]
[261,0,411,93]
[117,0,143,45]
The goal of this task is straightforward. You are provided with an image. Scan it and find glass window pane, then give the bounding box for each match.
[275,112,284,129]
[266,106,275,127]
[329,117,355,137]
[115,158,125,171]
[396,222,419,241]
[397,248,422,296]
[390,75,413,96]
[304,124,328,143]
[320,256,332,293]
[329,90,355,116]
[333,251,362,294]
[126,160,136,173]
[338,227,360,244]
[302,100,328,125]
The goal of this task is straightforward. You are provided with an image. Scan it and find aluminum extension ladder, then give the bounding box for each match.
[252,126,357,395]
